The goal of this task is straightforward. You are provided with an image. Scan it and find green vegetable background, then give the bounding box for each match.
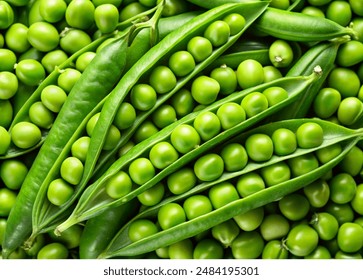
[1,0,363,259]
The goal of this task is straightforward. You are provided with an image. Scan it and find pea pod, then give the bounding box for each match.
[98,119,363,258]
[1,28,132,258]
[54,68,320,235]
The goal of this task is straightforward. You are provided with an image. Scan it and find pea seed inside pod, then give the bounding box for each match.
[245,133,274,162]
[268,39,294,68]
[296,122,324,149]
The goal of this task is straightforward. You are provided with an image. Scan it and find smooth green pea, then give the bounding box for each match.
[350,0,363,16]
[187,36,213,62]
[328,67,360,98]
[193,111,221,141]
[15,59,46,86]
[193,239,224,259]
[303,179,330,208]
[29,101,55,129]
[262,86,288,106]
[296,122,324,149]
[65,0,95,29]
[71,136,90,162]
[223,13,245,35]
[337,222,363,253]
[241,92,269,118]
[41,50,69,73]
[0,100,13,128]
[245,133,273,162]
[324,202,355,225]
[0,188,17,216]
[133,121,159,143]
[210,65,237,95]
[231,231,264,259]
[279,193,310,221]
[271,128,297,156]
[302,5,326,16]
[151,104,176,129]
[234,207,264,231]
[211,219,240,248]
[49,224,83,249]
[37,242,69,259]
[216,102,246,130]
[57,68,82,93]
[0,71,18,100]
[75,51,96,72]
[60,156,84,185]
[118,140,134,158]
[220,143,248,172]
[39,0,67,23]
[261,161,291,187]
[0,218,7,246]
[104,170,132,199]
[119,2,147,21]
[170,88,195,118]
[194,153,224,182]
[204,20,230,47]
[137,182,165,206]
[335,251,362,259]
[339,146,363,176]
[288,153,319,177]
[5,23,31,53]
[114,102,136,130]
[311,212,339,241]
[128,219,158,242]
[262,240,289,259]
[170,124,200,154]
[329,173,357,204]
[11,121,42,149]
[260,214,290,241]
[86,113,100,137]
[47,178,74,206]
[0,126,11,154]
[304,245,331,259]
[183,195,213,220]
[0,1,14,29]
[263,65,283,83]
[191,75,220,105]
[158,202,186,230]
[60,29,92,54]
[316,143,342,164]
[351,184,363,215]
[236,172,265,197]
[167,167,197,195]
[128,158,155,185]
[326,0,352,27]
[236,59,264,89]
[149,65,177,94]
[269,39,294,68]
[313,87,342,119]
[168,50,195,77]
[94,4,119,34]
[149,141,179,169]
[337,97,363,126]
[130,84,157,111]
[337,41,363,67]
[208,182,239,209]
[40,85,67,113]
[27,22,60,52]
[0,49,16,72]
[168,239,193,259]
[103,124,121,150]
[0,159,28,190]
[286,224,319,257]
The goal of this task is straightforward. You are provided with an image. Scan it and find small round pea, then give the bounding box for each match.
[325,201,355,225]
[241,92,269,118]
[339,146,363,176]
[223,13,246,35]
[103,124,121,150]
[262,240,289,259]
[149,141,179,169]
[303,179,330,208]
[65,0,95,30]
[119,2,147,21]
[193,238,224,259]
[210,65,238,95]
[75,51,96,72]
[168,50,196,77]
[311,212,339,241]
[231,231,264,259]
[211,219,240,248]
[288,153,320,177]
[296,122,324,149]
[0,159,28,190]
[337,97,363,126]
[0,126,11,155]
[47,178,74,206]
[58,68,82,93]
[94,4,119,34]
[137,182,165,206]
[0,1,14,29]
[114,102,136,130]
[263,66,283,83]
[149,65,177,94]
[11,121,42,149]
[236,59,264,89]
[41,50,69,73]
[194,153,224,182]
[71,136,90,162]
[0,188,17,216]
[245,133,274,162]
[0,71,18,100]
[191,75,220,105]
[0,49,17,72]
[5,23,31,53]
[104,171,133,199]
[351,184,363,215]
[262,86,289,106]
[130,84,157,111]
[220,143,248,172]
[261,161,291,187]
[268,39,294,68]
[37,242,69,259]
[39,0,67,23]
[128,219,158,242]
[187,36,213,62]
[128,158,155,185]
[237,172,265,198]
[167,167,197,195]
[27,22,60,52]
[204,20,230,47]
[183,195,213,220]
[193,111,221,141]
[285,224,319,257]
[170,89,195,118]
[216,102,246,130]
[60,157,84,186]
[40,85,67,113]
[151,104,176,129]
[133,121,159,143]
[29,101,55,129]
[329,173,357,204]
[0,100,13,129]
[60,29,92,54]
[337,222,363,253]
[15,59,46,86]
[158,203,186,230]
[279,193,310,221]
[168,239,193,259]
[271,128,297,156]
[208,182,239,209]
[260,214,290,241]
[170,124,200,154]
[328,67,360,98]
[313,87,341,119]
[234,207,264,231]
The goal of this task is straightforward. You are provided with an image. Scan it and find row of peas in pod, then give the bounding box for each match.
[1,0,363,260]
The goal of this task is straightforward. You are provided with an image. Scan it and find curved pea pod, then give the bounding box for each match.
[98,119,363,258]
[1,29,131,259]
[54,69,320,235]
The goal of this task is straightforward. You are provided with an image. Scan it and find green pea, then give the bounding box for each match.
[211,219,240,248]
[167,167,197,195]
[170,88,195,118]
[133,120,159,143]
[220,143,248,172]
[0,49,17,72]
[0,71,18,100]
[49,224,83,249]
[285,224,319,257]
[170,124,200,154]
[329,173,357,204]
[27,22,60,52]
[39,0,67,23]
[149,141,179,169]
[231,231,264,259]
[301,6,326,17]
[183,195,213,220]
[151,104,176,129]
[187,36,213,62]
[351,183,363,215]
[337,41,363,67]
[168,239,193,259]
[128,158,155,185]
[194,153,224,182]
[0,1,14,29]
[335,251,362,259]
[128,219,158,242]
[11,121,42,149]
[0,126,11,154]
[149,65,177,94]
[208,182,239,209]
[0,218,7,246]
[234,207,264,231]
[130,84,157,111]
[41,50,69,73]
[303,179,330,208]
[0,100,13,128]
[269,39,294,68]
[119,2,147,21]
[137,182,165,206]
[0,159,28,190]
[60,156,84,185]
[5,23,31,53]
[236,59,264,89]
[337,97,363,126]
[241,92,269,118]
[263,65,283,83]
[304,245,331,259]
[288,153,319,177]
[324,201,355,225]
[210,65,237,95]
[204,20,230,47]
[60,29,92,54]
[260,213,290,241]
[326,0,352,27]
[328,67,360,98]
[193,239,224,259]
[158,202,186,230]
[29,101,55,129]
[316,143,342,164]
[37,242,69,259]
[296,122,324,149]
[65,0,95,30]
[168,50,196,77]
[94,4,119,34]
[262,240,289,259]
[0,188,17,216]
[223,13,246,36]
[261,161,291,187]
[311,212,339,241]
[114,102,136,130]
[104,170,132,199]
[15,59,46,86]
[71,136,90,162]
[245,133,274,162]
[262,86,288,106]
[337,222,363,253]
[191,75,220,105]
[103,124,121,150]
[271,128,297,156]
[193,111,221,141]
[75,51,96,72]
[40,85,68,113]
[279,193,310,221]
[58,68,82,93]
[47,178,74,206]
[339,146,363,176]
[216,102,246,130]
[236,172,265,197]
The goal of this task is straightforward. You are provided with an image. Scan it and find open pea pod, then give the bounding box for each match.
[34,1,269,235]
[98,119,363,258]
[54,68,320,235]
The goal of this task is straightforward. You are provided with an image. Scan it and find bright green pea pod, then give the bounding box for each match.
[1,29,131,259]
[98,119,363,258]
[55,70,320,235]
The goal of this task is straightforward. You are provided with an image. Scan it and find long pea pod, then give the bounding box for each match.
[98,119,363,258]
[54,69,320,235]
[1,28,132,258]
